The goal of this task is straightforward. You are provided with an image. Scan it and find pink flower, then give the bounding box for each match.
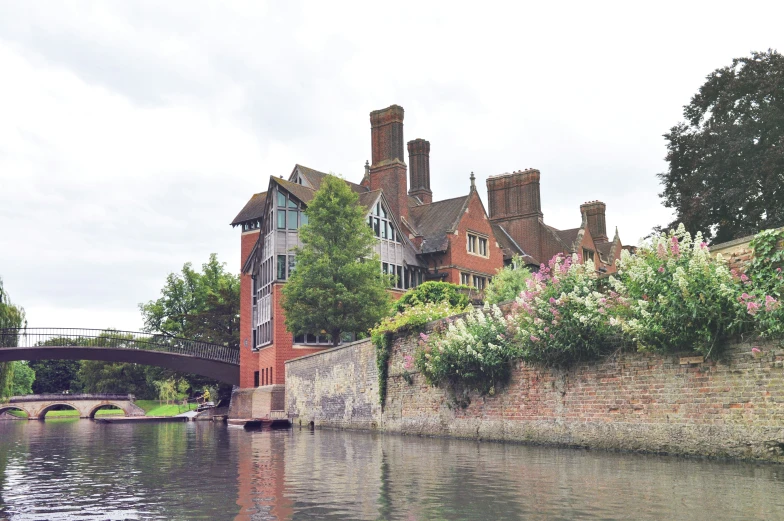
[765,295,779,312]
[740,273,749,282]
[700,242,708,249]
[403,355,414,370]
[419,332,429,341]
[530,335,540,343]
[657,243,667,259]
[741,293,751,300]
[544,327,550,333]
[658,266,665,273]
[549,297,557,305]
[778,268,782,273]
[747,301,760,315]
[670,236,680,256]
[752,347,762,358]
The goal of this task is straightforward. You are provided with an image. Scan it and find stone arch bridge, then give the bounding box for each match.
[0,328,239,385]
[0,394,146,420]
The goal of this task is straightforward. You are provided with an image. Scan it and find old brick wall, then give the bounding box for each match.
[285,339,381,429]
[286,320,784,462]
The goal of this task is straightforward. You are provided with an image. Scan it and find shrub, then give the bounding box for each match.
[741,228,784,337]
[371,300,468,406]
[484,256,532,304]
[393,281,470,313]
[609,224,745,357]
[416,304,517,395]
[511,254,624,366]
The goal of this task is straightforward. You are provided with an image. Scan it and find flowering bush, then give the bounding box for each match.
[416,305,517,394]
[511,254,624,366]
[742,229,784,337]
[609,225,745,357]
[371,300,468,406]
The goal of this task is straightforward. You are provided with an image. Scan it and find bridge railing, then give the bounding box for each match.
[9,394,136,403]
[0,328,239,365]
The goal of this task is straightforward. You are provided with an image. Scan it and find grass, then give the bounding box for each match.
[1,400,199,419]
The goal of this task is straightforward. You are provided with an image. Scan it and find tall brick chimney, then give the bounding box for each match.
[486,168,544,261]
[580,200,608,243]
[407,138,432,204]
[369,105,408,221]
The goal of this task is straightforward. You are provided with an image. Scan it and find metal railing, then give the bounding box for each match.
[9,394,135,403]
[0,328,239,365]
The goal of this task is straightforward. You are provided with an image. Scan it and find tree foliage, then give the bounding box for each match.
[484,256,533,304]
[282,174,391,346]
[0,276,26,400]
[28,360,81,394]
[9,362,35,396]
[139,253,239,399]
[659,49,784,243]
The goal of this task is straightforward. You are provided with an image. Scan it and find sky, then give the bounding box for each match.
[1,1,782,332]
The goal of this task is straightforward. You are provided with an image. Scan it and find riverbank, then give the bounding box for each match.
[285,329,784,463]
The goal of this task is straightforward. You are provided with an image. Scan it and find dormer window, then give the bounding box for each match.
[467,232,489,258]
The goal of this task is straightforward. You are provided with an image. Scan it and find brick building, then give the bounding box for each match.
[231,104,626,390]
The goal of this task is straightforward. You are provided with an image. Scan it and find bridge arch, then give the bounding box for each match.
[35,402,79,420]
[0,404,30,418]
[0,328,239,385]
[87,403,127,419]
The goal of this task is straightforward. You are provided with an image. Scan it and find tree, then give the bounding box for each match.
[282,174,391,346]
[658,49,784,243]
[0,276,26,400]
[10,362,34,396]
[28,360,81,394]
[139,254,239,399]
[77,360,157,399]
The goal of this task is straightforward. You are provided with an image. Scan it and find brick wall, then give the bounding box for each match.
[286,321,784,462]
[239,230,260,388]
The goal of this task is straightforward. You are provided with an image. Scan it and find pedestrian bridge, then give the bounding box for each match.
[0,394,146,420]
[0,328,240,385]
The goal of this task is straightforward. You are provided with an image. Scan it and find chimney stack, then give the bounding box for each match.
[580,200,608,243]
[486,168,542,221]
[368,105,408,222]
[407,138,432,204]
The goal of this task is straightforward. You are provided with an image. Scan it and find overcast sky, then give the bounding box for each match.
[1,1,782,332]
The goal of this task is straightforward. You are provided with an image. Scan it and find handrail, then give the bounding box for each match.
[0,328,239,365]
[9,394,135,403]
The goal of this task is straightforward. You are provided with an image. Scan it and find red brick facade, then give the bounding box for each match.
[239,230,260,388]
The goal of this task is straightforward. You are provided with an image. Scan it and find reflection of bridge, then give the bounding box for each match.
[0,394,146,420]
[0,328,240,385]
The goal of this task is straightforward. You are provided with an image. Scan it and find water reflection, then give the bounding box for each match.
[1,421,783,520]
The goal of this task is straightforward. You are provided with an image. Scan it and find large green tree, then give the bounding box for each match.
[28,360,81,394]
[658,49,784,243]
[0,277,26,400]
[282,174,390,346]
[139,254,239,400]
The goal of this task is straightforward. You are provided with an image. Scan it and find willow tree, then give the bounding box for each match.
[0,277,26,399]
[281,174,390,346]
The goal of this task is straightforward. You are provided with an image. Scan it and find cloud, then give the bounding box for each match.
[1,0,782,330]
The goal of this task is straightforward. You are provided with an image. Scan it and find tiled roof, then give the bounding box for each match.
[358,190,382,212]
[295,165,367,194]
[596,241,614,262]
[491,223,541,266]
[274,177,316,205]
[553,227,581,249]
[408,195,470,253]
[230,192,267,226]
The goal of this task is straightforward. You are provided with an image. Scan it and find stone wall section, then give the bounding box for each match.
[286,320,784,462]
[285,339,381,429]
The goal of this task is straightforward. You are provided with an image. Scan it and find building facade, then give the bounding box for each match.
[231,105,626,390]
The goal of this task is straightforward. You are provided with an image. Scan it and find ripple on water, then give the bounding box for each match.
[2,421,784,520]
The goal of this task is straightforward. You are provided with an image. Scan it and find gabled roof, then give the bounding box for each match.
[293,165,367,194]
[553,227,582,250]
[231,192,267,226]
[408,195,471,253]
[358,190,383,212]
[273,177,317,205]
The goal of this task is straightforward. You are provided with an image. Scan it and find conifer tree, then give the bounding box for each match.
[282,174,390,346]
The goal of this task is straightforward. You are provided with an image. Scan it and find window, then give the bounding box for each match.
[467,234,477,253]
[301,212,308,226]
[254,371,260,387]
[461,272,471,285]
[277,192,286,207]
[473,275,486,290]
[288,255,296,276]
[468,232,489,257]
[288,209,298,230]
[277,255,287,280]
[396,265,403,289]
[277,210,286,229]
[369,201,399,242]
[582,248,594,263]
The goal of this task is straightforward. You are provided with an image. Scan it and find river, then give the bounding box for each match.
[1,420,783,520]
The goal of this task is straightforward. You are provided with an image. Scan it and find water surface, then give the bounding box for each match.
[1,420,783,520]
